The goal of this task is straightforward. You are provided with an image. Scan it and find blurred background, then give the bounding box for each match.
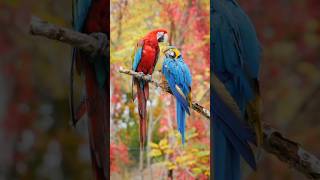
[110,0,210,179]
[0,0,94,179]
[1,0,320,179]
[237,0,320,179]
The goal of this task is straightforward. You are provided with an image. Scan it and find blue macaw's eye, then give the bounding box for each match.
[165,50,175,58]
[169,51,176,58]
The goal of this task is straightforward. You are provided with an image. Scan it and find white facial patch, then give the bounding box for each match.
[157,32,164,40]
[163,33,168,42]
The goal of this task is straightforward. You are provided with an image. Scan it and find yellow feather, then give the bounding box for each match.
[175,85,187,101]
[212,76,242,118]
[246,96,263,146]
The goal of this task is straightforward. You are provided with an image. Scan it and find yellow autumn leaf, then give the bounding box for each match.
[196,150,210,157]
[192,168,202,175]
[164,161,177,170]
[159,139,168,148]
[164,149,174,154]
[149,149,162,157]
[205,170,210,176]
[149,142,159,149]
[191,148,199,153]
[186,160,196,166]
[186,132,198,140]
[160,144,169,150]
[167,164,177,170]
[176,156,188,165]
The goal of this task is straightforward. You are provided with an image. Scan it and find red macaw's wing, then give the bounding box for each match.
[136,44,159,75]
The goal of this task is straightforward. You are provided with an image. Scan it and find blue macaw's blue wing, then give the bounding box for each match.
[213,0,261,110]
[73,0,92,31]
[132,41,144,71]
[179,57,192,92]
[162,57,191,114]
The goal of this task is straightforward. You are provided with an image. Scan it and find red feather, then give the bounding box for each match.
[84,60,109,180]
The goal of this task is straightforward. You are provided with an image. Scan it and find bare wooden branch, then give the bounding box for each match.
[29,16,108,56]
[263,124,320,179]
[119,67,320,179]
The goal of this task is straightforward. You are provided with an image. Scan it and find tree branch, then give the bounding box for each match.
[263,124,320,179]
[29,16,108,56]
[29,17,320,179]
[119,68,320,179]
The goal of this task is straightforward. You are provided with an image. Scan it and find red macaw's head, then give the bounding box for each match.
[146,29,168,43]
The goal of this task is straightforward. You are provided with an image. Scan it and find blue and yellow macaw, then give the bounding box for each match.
[212,0,263,179]
[162,46,192,144]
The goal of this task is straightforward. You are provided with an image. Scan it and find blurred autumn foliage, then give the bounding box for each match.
[236,0,320,179]
[110,0,210,179]
[0,0,95,179]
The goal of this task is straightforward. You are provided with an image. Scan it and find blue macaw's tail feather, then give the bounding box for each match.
[176,101,186,144]
[213,88,257,172]
[214,124,240,180]
[167,80,190,114]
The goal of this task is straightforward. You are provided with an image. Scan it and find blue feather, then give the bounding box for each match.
[213,88,256,169]
[73,0,92,31]
[212,0,262,179]
[176,101,186,144]
[133,47,142,71]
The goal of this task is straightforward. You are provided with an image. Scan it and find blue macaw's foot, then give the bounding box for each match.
[89,32,109,58]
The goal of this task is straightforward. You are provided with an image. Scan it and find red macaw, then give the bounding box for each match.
[132,29,168,147]
[71,0,109,179]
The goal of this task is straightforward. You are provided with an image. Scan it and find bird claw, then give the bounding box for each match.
[136,72,145,79]
[145,74,152,81]
[89,32,108,58]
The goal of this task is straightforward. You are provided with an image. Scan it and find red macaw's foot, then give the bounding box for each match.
[89,32,109,58]
[145,74,152,81]
[136,72,146,80]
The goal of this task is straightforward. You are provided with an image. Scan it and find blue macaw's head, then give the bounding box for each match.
[163,46,182,60]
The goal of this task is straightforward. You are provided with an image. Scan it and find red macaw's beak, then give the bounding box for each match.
[157,32,168,43]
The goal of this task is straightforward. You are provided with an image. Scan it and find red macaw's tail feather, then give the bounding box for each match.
[84,61,109,180]
[72,99,87,125]
[136,80,148,147]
